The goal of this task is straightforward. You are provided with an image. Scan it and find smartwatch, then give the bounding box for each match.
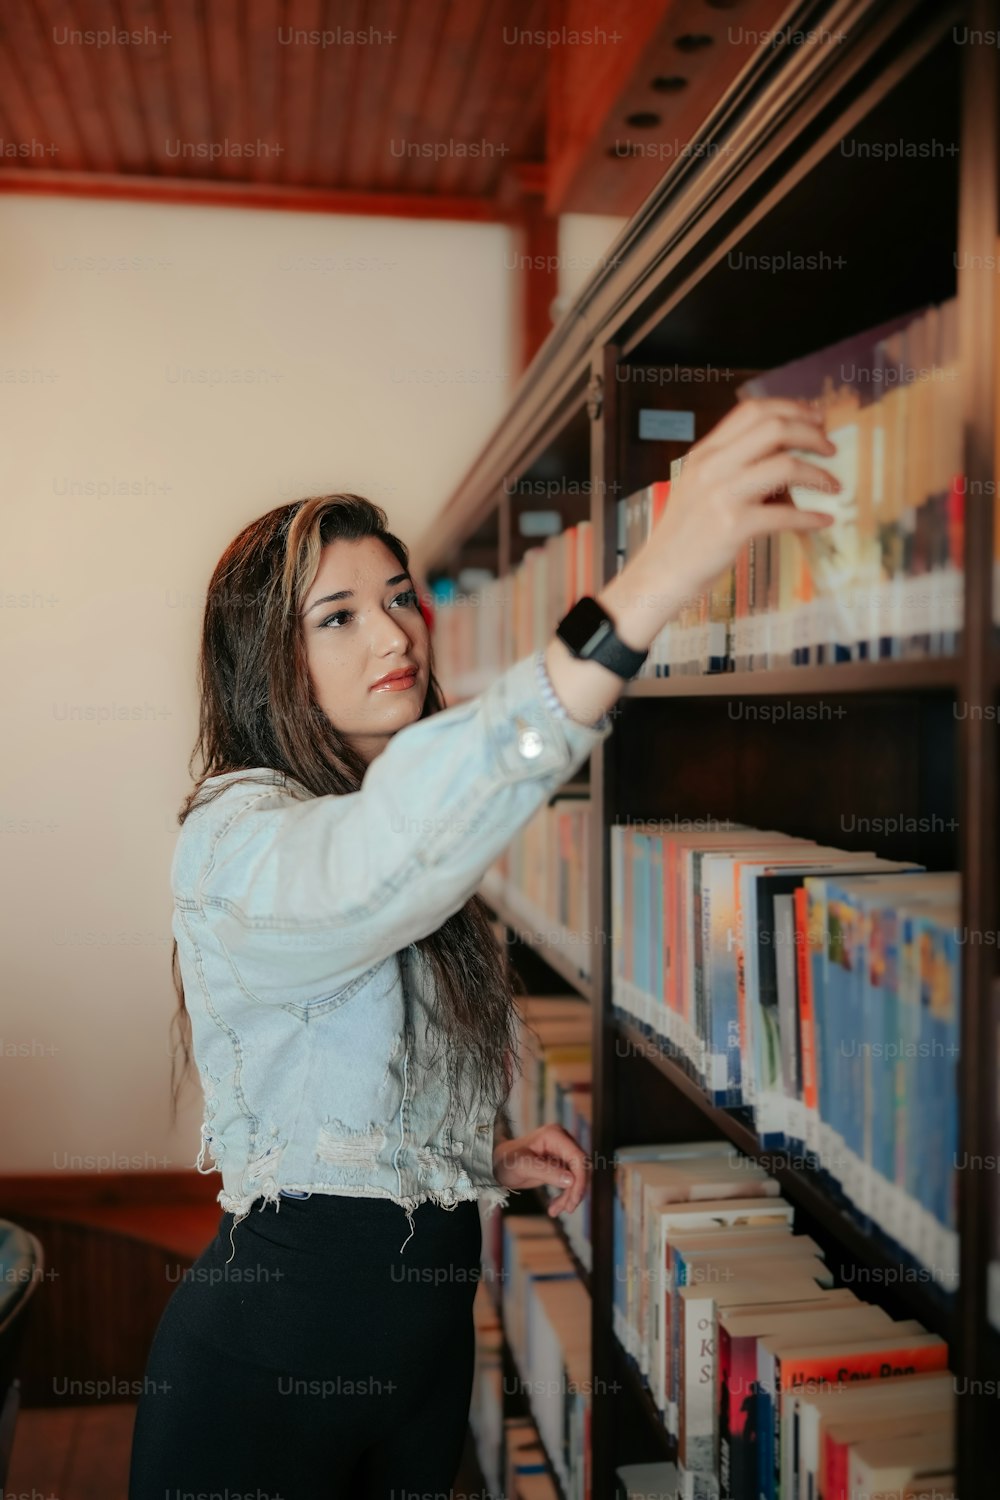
[555,596,648,680]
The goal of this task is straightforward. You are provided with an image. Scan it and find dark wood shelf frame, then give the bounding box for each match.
[425,2,1000,1492]
[625,658,962,698]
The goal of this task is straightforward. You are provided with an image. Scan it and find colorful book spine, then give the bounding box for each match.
[505,796,593,971]
[612,300,964,677]
[610,821,959,1278]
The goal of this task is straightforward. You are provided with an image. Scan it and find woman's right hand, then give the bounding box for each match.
[600,396,840,648]
[543,396,841,728]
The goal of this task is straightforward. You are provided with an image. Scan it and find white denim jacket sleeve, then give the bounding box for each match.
[191,649,614,1005]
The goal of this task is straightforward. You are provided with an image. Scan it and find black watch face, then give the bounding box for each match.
[560,598,611,655]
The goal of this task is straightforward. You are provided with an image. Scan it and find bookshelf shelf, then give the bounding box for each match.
[615,1018,957,1345]
[624,657,962,700]
[479,871,595,1003]
[421,0,1000,1491]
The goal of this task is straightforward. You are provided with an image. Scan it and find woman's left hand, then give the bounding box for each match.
[492,1123,591,1217]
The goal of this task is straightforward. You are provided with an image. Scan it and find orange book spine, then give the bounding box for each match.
[795,885,818,1114]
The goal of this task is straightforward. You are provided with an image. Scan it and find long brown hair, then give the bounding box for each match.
[169,494,520,1128]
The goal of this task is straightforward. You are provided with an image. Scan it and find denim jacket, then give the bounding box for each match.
[170,649,613,1262]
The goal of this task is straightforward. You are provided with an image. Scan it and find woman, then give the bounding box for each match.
[128,397,836,1499]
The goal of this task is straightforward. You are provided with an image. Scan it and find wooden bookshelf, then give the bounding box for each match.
[624,658,962,697]
[419,1,1000,1492]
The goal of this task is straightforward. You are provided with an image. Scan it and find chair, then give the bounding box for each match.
[0,1219,45,1489]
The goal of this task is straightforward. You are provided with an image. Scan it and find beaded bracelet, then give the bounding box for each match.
[534,648,612,733]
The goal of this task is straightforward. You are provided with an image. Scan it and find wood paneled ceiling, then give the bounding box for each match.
[0,0,794,220]
[0,0,549,216]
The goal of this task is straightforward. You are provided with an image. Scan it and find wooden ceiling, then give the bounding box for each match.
[0,0,793,222]
[0,0,549,216]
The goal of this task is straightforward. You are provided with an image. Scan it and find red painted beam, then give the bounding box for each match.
[0,167,511,222]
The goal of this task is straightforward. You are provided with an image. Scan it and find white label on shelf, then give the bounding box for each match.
[638,408,696,442]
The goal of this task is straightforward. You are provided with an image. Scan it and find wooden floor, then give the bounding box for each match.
[7,1403,137,1499]
[6,1402,488,1498]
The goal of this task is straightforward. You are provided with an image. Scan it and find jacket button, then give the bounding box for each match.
[516,719,544,760]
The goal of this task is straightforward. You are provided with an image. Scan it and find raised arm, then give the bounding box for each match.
[184,397,837,1007]
[182,649,612,1005]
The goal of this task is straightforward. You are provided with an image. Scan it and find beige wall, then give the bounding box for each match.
[555,211,628,317]
[0,193,517,1174]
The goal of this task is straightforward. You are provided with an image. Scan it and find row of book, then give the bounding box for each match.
[433,519,597,700]
[614,1142,955,1500]
[487,796,595,975]
[508,994,594,1272]
[617,472,726,677]
[504,1215,592,1500]
[618,298,964,674]
[611,821,960,1283]
[469,1276,506,1496]
[436,293,973,692]
[431,572,507,693]
[469,1277,568,1500]
[509,520,597,663]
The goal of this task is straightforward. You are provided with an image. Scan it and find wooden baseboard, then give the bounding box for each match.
[0,1171,219,1215]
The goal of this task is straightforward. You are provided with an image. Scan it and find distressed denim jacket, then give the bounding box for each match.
[170,649,613,1261]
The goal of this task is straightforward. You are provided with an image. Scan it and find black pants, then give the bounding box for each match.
[128,1190,483,1500]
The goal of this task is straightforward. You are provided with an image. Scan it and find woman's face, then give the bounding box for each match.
[301,535,430,764]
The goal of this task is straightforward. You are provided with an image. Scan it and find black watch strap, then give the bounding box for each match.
[555,596,648,680]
